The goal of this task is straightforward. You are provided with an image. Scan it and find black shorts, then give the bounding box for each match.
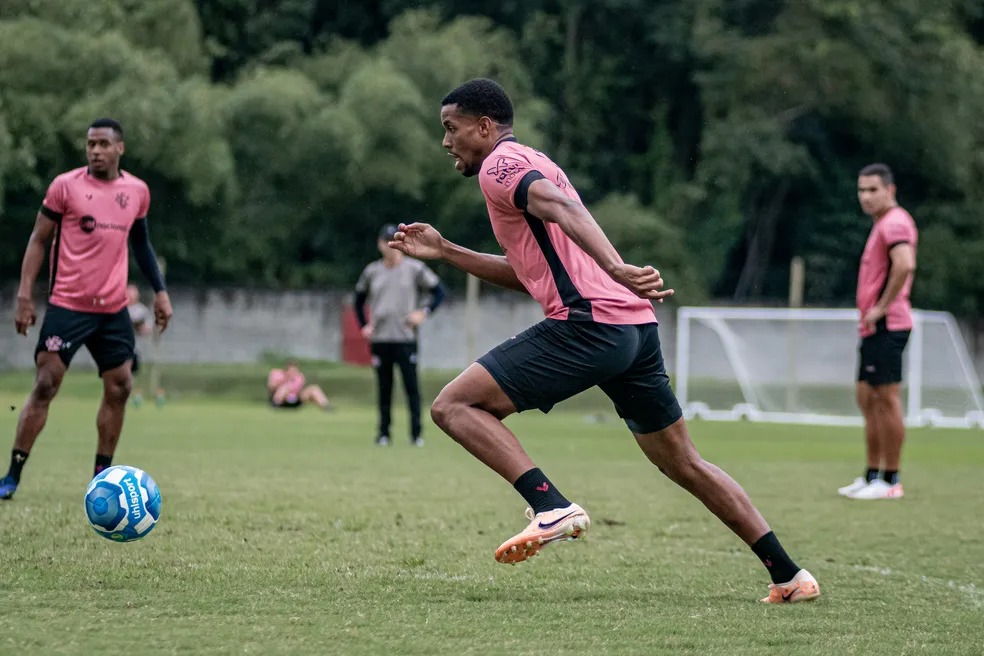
[370,342,418,368]
[269,394,303,409]
[477,319,683,434]
[858,330,910,386]
[35,304,136,376]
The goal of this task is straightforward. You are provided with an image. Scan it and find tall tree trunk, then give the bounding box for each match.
[557,1,583,165]
[734,177,791,300]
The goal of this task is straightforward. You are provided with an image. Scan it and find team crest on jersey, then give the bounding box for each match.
[486,158,522,186]
[115,192,130,210]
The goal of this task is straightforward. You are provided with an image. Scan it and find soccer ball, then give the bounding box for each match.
[84,465,162,542]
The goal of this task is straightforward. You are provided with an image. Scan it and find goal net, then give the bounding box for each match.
[675,307,984,429]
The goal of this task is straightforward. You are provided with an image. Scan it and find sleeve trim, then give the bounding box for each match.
[513,170,546,211]
[40,205,63,222]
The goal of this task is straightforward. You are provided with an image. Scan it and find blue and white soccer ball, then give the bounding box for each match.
[84,465,161,542]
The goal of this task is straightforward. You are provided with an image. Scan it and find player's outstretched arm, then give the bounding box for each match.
[524,179,675,302]
[390,223,529,294]
[14,212,57,335]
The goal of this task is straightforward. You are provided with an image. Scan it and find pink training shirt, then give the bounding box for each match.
[478,139,656,324]
[856,206,918,338]
[41,167,150,314]
[283,371,305,396]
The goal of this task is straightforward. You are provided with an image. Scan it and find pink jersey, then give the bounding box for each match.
[267,369,286,389]
[284,371,306,396]
[40,167,150,314]
[856,206,918,337]
[268,368,305,399]
[478,139,655,324]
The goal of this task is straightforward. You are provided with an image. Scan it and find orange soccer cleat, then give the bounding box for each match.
[495,503,590,564]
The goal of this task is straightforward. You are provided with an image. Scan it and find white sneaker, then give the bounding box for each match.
[837,477,869,497]
[848,479,904,500]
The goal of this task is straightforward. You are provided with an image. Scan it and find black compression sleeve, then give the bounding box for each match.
[427,283,446,314]
[129,219,166,293]
[354,291,369,327]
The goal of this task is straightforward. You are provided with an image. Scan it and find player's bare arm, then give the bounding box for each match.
[524,178,674,302]
[390,222,529,294]
[153,291,173,333]
[863,243,916,328]
[14,212,58,335]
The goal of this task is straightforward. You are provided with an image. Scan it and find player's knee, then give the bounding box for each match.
[430,395,456,431]
[105,375,133,403]
[869,386,899,412]
[662,455,704,487]
[433,384,477,431]
[649,435,705,487]
[32,370,63,404]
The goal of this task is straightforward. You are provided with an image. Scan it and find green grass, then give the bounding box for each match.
[1,365,983,655]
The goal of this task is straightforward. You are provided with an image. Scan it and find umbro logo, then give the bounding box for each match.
[13,453,25,463]
[85,193,93,200]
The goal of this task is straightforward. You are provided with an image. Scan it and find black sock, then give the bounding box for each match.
[865,468,880,483]
[512,468,570,515]
[7,449,29,483]
[94,454,113,477]
[751,531,801,584]
[882,470,899,485]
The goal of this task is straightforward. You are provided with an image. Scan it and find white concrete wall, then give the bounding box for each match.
[1,287,980,381]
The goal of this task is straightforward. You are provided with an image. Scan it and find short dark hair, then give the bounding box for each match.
[441,79,514,127]
[859,163,894,186]
[378,224,398,241]
[89,118,124,139]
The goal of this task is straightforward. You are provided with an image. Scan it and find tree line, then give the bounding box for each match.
[2,0,983,317]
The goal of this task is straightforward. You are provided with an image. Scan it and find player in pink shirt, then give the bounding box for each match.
[838,164,918,501]
[267,361,331,411]
[1,119,173,501]
[388,79,819,603]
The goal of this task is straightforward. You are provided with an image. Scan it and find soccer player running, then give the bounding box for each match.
[355,224,446,447]
[0,118,172,500]
[838,164,917,500]
[388,79,819,603]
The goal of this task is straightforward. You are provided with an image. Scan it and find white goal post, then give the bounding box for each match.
[675,307,984,429]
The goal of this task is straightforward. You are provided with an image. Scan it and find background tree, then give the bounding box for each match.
[0,0,981,320]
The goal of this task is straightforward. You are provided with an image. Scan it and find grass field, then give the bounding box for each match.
[1,363,983,655]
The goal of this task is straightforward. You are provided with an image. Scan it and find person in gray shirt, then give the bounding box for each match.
[355,224,445,446]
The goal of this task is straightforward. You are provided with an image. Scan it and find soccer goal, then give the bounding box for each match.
[675,307,984,429]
